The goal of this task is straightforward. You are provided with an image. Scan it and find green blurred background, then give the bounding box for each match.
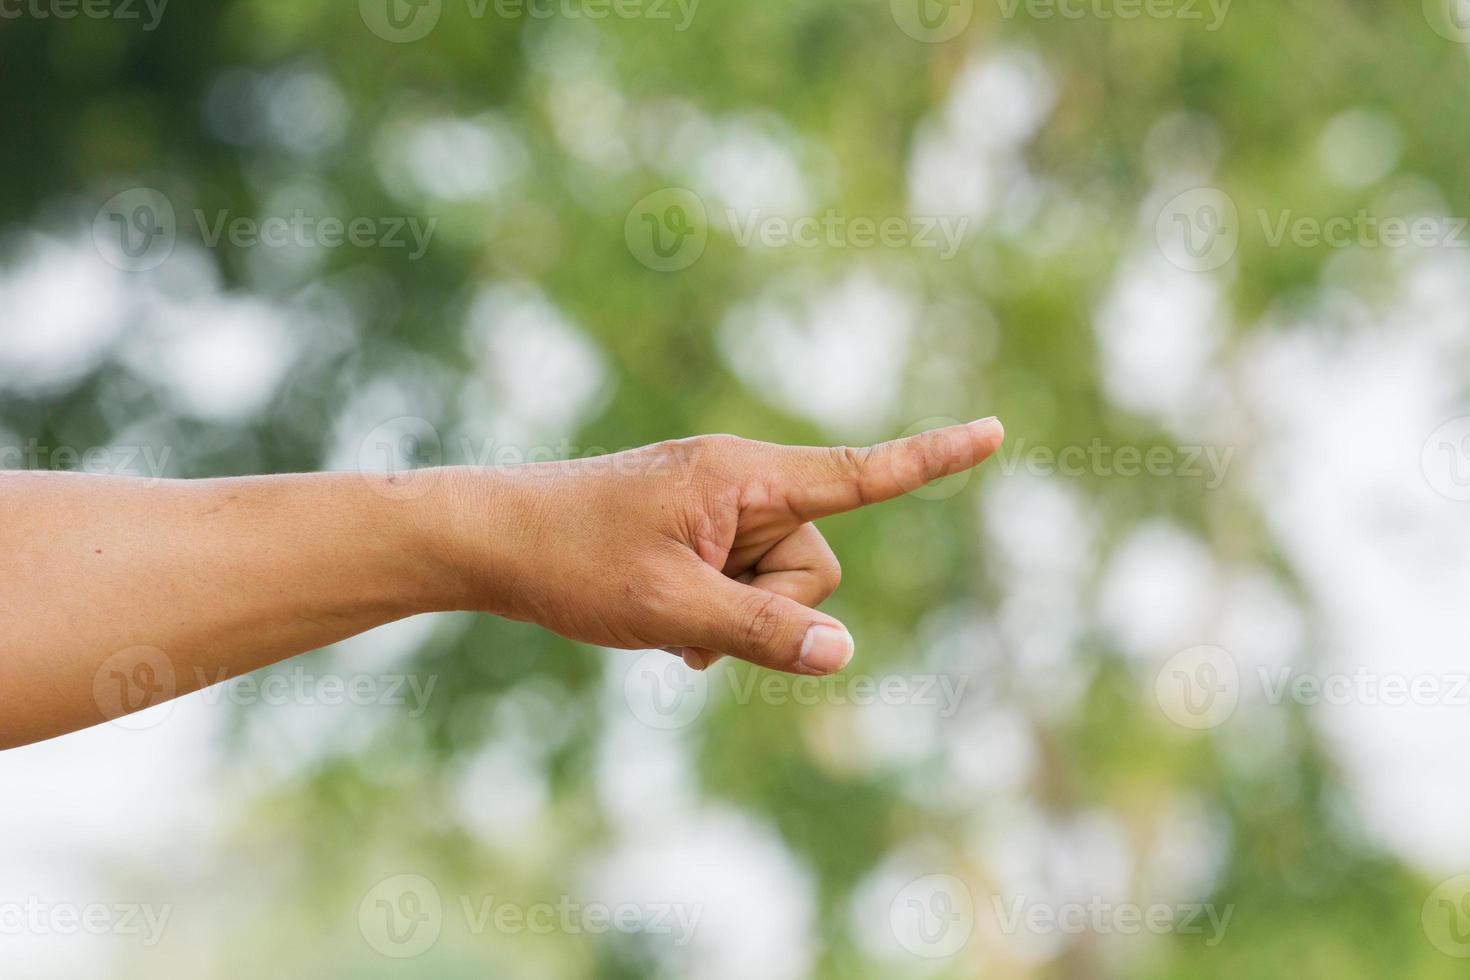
[5,0,1470,977]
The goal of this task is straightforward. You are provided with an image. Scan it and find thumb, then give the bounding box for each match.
[680,564,855,675]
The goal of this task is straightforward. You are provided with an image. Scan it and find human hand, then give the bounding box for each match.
[450,418,1004,676]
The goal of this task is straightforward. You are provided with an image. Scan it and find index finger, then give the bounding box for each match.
[777,417,1004,521]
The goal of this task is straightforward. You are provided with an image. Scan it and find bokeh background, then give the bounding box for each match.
[5,0,1470,976]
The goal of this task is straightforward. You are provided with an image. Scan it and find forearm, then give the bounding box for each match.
[0,469,484,749]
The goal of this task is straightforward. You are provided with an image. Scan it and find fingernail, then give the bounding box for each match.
[800,625,854,674]
[971,416,1003,438]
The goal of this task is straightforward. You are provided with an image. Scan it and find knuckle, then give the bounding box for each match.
[671,434,746,482]
[840,443,870,505]
[834,445,868,477]
[833,445,873,502]
[822,555,843,590]
[737,590,786,653]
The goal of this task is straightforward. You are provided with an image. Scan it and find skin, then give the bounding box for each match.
[0,418,1003,750]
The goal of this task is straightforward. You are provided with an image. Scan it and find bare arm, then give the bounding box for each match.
[0,470,475,748]
[0,419,1003,749]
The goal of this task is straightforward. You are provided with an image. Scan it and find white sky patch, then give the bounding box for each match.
[1137,795,1231,907]
[1240,252,1470,873]
[119,285,297,423]
[688,117,813,219]
[629,97,714,175]
[451,736,551,855]
[581,805,817,980]
[0,694,228,980]
[592,656,817,980]
[1096,520,1220,665]
[461,282,610,447]
[323,358,456,473]
[848,844,982,973]
[908,48,1055,226]
[375,113,530,204]
[719,269,916,438]
[981,474,1096,717]
[1316,107,1402,190]
[976,805,1134,964]
[263,64,349,158]
[597,653,703,832]
[1093,249,1230,437]
[943,704,1038,800]
[0,235,132,393]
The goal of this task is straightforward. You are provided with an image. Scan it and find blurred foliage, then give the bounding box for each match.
[3,0,1469,977]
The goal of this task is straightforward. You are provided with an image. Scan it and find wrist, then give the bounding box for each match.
[405,466,529,616]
